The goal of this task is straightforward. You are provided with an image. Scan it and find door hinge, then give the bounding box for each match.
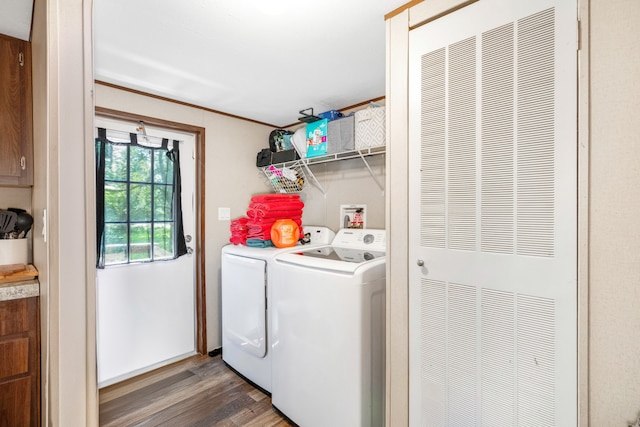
[18,52,24,67]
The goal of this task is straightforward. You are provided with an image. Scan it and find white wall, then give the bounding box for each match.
[0,187,31,209]
[296,155,386,230]
[588,0,640,424]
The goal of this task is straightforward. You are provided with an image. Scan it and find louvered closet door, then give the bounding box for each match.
[408,0,577,426]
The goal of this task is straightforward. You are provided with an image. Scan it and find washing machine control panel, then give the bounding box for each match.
[332,229,386,252]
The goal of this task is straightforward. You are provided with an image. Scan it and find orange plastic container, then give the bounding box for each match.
[270,219,300,248]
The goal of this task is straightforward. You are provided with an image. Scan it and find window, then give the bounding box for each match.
[96,128,187,267]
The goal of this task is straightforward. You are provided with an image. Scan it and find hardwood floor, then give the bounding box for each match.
[99,354,292,427]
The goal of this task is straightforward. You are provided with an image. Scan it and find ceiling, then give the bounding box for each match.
[92,0,405,127]
[0,0,405,127]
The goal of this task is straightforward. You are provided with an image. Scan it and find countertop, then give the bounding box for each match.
[0,264,39,301]
[0,279,39,301]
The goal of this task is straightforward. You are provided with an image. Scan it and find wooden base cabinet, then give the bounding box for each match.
[0,297,40,427]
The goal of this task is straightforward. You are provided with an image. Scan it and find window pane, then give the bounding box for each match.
[105,144,128,181]
[104,182,128,222]
[130,223,152,262]
[154,223,175,260]
[130,184,152,222]
[154,150,173,184]
[154,185,173,221]
[130,145,152,182]
[104,223,127,265]
[99,137,180,267]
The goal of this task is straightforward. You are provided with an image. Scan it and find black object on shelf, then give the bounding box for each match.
[256,148,271,167]
[271,149,300,164]
[298,108,321,123]
[257,148,300,166]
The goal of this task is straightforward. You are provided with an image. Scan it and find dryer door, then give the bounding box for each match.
[221,253,267,358]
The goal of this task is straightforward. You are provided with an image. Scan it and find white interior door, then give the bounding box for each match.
[408,0,577,425]
[95,117,197,387]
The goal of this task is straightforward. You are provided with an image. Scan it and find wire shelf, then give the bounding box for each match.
[258,146,386,195]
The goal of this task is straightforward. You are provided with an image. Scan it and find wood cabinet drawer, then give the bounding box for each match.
[0,337,29,378]
[0,299,29,337]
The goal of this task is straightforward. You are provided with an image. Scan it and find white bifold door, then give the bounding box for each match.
[408,0,577,425]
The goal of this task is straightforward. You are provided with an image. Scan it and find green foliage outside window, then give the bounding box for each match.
[103,141,175,265]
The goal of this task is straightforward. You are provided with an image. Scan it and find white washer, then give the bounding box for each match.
[220,226,334,393]
[271,229,386,427]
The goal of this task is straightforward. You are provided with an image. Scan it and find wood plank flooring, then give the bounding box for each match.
[99,353,292,427]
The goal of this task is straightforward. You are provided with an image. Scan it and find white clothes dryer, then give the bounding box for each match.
[220,226,334,393]
[271,229,386,427]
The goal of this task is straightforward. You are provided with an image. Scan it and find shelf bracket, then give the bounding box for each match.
[299,161,326,196]
[358,151,385,195]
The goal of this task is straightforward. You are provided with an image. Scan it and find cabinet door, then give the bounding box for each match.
[0,35,33,186]
[0,297,40,427]
[0,377,31,426]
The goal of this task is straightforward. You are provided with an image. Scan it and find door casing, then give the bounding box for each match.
[95,106,207,355]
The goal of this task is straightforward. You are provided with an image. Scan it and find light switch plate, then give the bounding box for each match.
[42,208,47,242]
[218,207,231,221]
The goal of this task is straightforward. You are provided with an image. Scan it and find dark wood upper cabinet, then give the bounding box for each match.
[0,34,33,186]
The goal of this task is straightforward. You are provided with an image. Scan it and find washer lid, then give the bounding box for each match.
[307,246,385,263]
[275,245,385,273]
